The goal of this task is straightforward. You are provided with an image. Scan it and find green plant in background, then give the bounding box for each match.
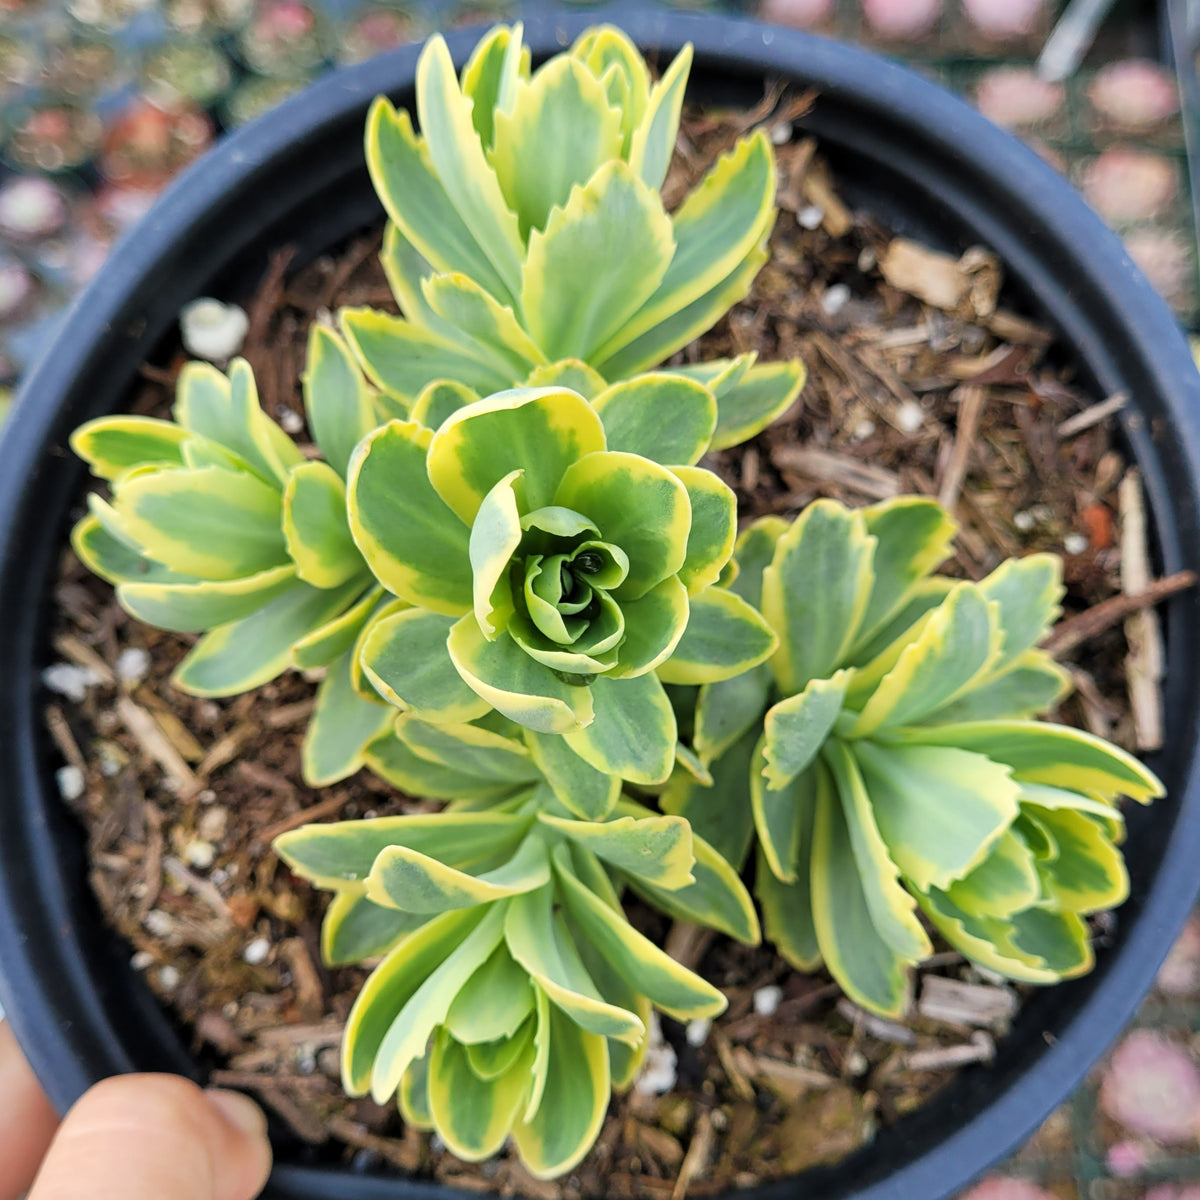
[342,22,805,451]
[347,383,778,786]
[69,346,397,787]
[665,497,1164,1018]
[275,791,748,1177]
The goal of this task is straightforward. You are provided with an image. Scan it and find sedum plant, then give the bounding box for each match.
[347,383,778,786]
[665,497,1163,1018]
[69,348,398,787]
[341,22,805,452]
[274,791,748,1177]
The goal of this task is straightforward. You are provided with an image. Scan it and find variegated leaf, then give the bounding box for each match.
[302,323,378,478]
[709,359,806,452]
[591,374,716,466]
[282,460,362,588]
[539,812,693,890]
[117,564,298,633]
[322,886,424,966]
[302,647,393,787]
[670,466,736,594]
[525,730,620,821]
[657,586,777,685]
[563,672,675,785]
[70,415,189,480]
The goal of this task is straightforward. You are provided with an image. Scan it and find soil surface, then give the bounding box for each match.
[45,96,1185,1198]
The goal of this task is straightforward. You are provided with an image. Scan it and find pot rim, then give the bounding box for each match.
[2,7,1199,1200]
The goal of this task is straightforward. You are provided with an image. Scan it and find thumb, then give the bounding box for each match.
[28,1075,272,1200]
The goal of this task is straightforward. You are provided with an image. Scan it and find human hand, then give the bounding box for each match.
[0,1020,272,1200]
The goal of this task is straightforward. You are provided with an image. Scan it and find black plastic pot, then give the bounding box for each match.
[1,7,1199,1200]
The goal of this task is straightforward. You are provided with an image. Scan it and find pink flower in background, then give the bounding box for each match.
[957,1177,1058,1200]
[862,0,942,40]
[1100,1032,1200,1145]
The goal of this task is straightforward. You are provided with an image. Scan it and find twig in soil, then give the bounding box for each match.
[1066,666,1118,739]
[1041,570,1196,657]
[117,696,198,796]
[671,1111,714,1200]
[713,1031,755,1102]
[903,1032,995,1072]
[255,1021,344,1048]
[1056,392,1127,439]
[136,805,164,920]
[324,1116,422,1171]
[195,724,256,778]
[256,792,351,844]
[53,632,115,683]
[731,1046,837,1101]
[44,704,86,773]
[162,856,233,926]
[1119,469,1165,751]
[773,445,900,501]
[279,937,324,1023]
[937,385,986,514]
[835,1000,917,1046]
[918,977,1017,1029]
[264,699,316,729]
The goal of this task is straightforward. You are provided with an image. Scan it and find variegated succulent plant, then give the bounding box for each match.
[666,497,1163,1018]
[340,22,805,451]
[347,383,778,785]
[69,345,396,787]
[275,792,746,1177]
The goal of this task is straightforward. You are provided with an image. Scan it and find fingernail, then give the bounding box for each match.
[205,1088,269,1138]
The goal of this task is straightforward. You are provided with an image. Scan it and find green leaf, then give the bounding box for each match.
[539,812,693,890]
[377,220,439,333]
[71,502,185,587]
[844,577,956,672]
[363,729,526,804]
[341,907,485,1094]
[563,672,675,785]
[526,731,620,821]
[896,720,1163,803]
[693,664,772,766]
[360,608,489,723]
[423,272,546,375]
[850,497,958,648]
[466,1018,534,1081]
[511,998,610,1180]
[628,43,691,189]
[416,35,525,297]
[752,731,814,884]
[321,886,424,966]
[943,828,1041,920]
[757,842,821,971]
[275,811,532,888]
[447,617,595,734]
[282,460,362,589]
[555,863,727,1020]
[1018,781,1125,840]
[609,575,689,679]
[591,374,716,466]
[428,386,606,523]
[173,578,362,696]
[410,379,478,430]
[504,885,645,1043]
[394,714,540,784]
[761,671,849,791]
[521,160,673,362]
[594,131,775,363]
[925,651,1070,724]
[661,725,758,868]
[114,465,286,581]
[302,648,393,787]
[346,419,472,615]
[761,499,874,696]
[117,564,298,633]
[524,358,608,399]
[365,97,513,304]
[555,450,690,600]
[1028,805,1128,913]
[399,1052,433,1129]
[665,353,754,397]
[811,759,913,1017]
[292,585,381,670]
[853,740,1022,891]
[460,23,525,152]
[490,55,623,239]
[824,740,931,961]
[850,583,1000,737]
[569,26,650,154]
[468,467,524,639]
[370,905,507,1103]
[977,553,1064,675]
[657,586,777,685]
[70,415,189,480]
[669,466,736,595]
[302,323,377,478]
[339,306,509,404]
[1002,906,1093,978]
[709,359,806,451]
[445,943,536,1045]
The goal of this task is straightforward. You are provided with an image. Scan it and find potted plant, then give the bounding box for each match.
[0,8,1197,1200]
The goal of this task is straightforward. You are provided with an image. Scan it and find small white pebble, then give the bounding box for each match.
[858,246,877,272]
[180,298,250,362]
[1013,509,1036,532]
[854,418,877,440]
[278,408,304,434]
[821,283,851,315]
[143,909,174,938]
[115,646,151,682]
[430,1134,446,1154]
[130,950,155,971]
[754,984,783,1017]
[198,807,228,842]
[710,1108,728,1131]
[55,764,85,801]
[798,204,824,230]
[156,965,180,991]
[634,1013,678,1095]
[197,788,218,805]
[846,1050,869,1076]
[1064,532,1088,555]
[1030,503,1054,521]
[42,662,101,702]
[210,868,229,886]
[769,121,792,145]
[686,1018,712,1047]
[896,400,924,433]
[243,936,271,965]
[183,839,216,870]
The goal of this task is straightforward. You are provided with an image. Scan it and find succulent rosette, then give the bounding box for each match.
[666,497,1163,1017]
[348,384,777,786]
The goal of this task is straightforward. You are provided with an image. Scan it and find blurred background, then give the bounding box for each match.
[0,1,1197,1197]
